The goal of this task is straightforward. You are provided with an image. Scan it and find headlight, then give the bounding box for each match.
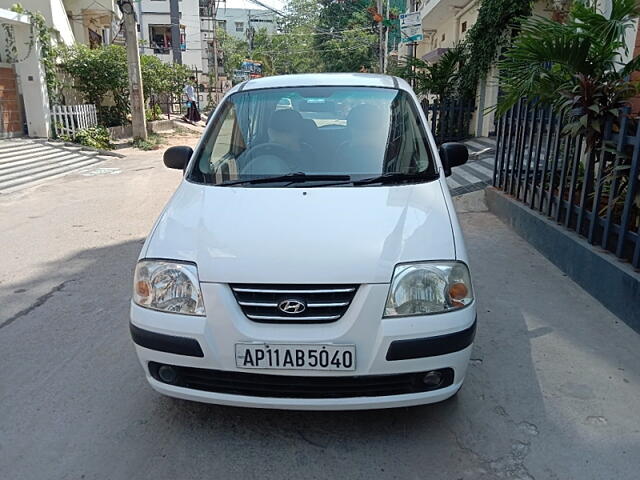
[384,261,473,317]
[133,260,205,316]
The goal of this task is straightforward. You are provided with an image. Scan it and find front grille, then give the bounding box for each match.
[149,362,454,398]
[230,283,359,323]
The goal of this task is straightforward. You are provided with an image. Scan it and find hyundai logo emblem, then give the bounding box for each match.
[278,299,306,314]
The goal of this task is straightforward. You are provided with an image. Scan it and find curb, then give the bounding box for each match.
[42,140,125,158]
[485,187,640,333]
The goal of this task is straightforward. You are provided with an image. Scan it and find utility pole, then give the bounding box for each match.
[383,0,389,73]
[247,10,254,57]
[118,0,147,140]
[408,0,417,87]
[169,0,182,64]
[377,0,384,72]
[211,0,219,106]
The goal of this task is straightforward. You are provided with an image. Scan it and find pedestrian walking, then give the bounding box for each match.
[182,76,201,124]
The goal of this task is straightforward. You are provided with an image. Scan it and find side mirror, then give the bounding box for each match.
[163,146,193,170]
[439,142,468,177]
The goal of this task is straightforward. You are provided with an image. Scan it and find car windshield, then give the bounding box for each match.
[187,86,436,187]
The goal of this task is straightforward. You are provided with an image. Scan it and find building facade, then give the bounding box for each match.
[135,0,205,71]
[63,0,122,47]
[0,8,51,137]
[210,6,277,41]
[405,0,640,137]
[200,1,277,104]
[200,1,277,75]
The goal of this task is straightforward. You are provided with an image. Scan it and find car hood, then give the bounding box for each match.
[144,180,456,284]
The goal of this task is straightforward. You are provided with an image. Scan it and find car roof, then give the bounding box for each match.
[229,73,411,94]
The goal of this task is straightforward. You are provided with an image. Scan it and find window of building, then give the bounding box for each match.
[150,25,172,54]
[88,28,102,49]
[461,21,467,33]
[200,0,212,16]
[217,20,226,31]
[149,25,186,54]
[441,33,445,42]
[235,22,244,32]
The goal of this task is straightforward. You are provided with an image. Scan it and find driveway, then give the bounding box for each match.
[0,144,638,480]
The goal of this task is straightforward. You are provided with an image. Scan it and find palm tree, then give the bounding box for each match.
[389,44,467,100]
[497,0,640,150]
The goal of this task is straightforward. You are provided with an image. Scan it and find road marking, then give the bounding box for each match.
[81,167,121,176]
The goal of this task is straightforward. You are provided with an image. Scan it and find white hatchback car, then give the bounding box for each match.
[130,73,476,410]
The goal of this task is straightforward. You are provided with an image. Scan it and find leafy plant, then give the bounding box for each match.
[11,4,59,104]
[497,0,640,150]
[132,133,164,151]
[141,55,191,101]
[145,104,163,122]
[59,44,130,125]
[388,44,466,100]
[390,0,531,100]
[62,126,113,150]
[315,0,378,72]
[458,0,533,99]
[97,106,126,128]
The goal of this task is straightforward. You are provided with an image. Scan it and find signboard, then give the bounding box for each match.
[399,12,423,43]
[241,59,263,75]
[233,70,249,82]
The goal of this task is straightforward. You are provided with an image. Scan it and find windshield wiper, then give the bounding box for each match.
[352,172,439,186]
[218,172,351,186]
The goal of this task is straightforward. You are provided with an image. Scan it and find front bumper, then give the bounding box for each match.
[130,283,476,410]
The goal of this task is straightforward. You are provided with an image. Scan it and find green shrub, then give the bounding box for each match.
[62,126,113,150]
[141,55,192,101]
[132,133,164,151]
[97,105,128,127]
[146,104,163,122]
[59,44,130,124]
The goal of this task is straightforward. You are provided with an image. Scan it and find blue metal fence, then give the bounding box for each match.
[494,99,640,269]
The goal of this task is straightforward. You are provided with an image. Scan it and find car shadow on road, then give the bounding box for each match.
[1,232,638,480]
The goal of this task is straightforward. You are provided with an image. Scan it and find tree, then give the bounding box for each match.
[216,0,383,76]
[140,54,191,100]
[315,0,378,72]
[388,44,466,100]
[218,30,249,77]
[424,44,466,99]
[458,0,533,99]
[497,0,640,150]
[60,45,194,126]
[59,44,129,125]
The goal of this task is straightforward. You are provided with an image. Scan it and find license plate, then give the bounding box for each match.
[235,343,356,371]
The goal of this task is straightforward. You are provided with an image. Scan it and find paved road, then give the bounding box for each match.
[1,144,639,480]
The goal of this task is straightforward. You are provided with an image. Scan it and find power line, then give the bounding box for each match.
[138,39,376,55]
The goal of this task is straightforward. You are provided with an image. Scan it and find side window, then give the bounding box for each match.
[198,102,245,177]
[211,105,236,161]
[384,92,429,173]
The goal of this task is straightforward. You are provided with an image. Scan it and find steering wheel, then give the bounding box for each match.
[240,142,296,174]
